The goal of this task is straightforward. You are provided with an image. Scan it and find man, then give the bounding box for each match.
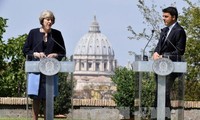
[152,7,186,119]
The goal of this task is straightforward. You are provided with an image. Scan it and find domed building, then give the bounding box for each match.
[73,16,117,100]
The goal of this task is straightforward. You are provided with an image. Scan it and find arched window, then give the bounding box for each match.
[96,63,100,71]
[88,62,92,71]
[81,62,84,70]
[104,62,107,71]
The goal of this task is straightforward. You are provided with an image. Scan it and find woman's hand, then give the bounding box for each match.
[33,52,46,58]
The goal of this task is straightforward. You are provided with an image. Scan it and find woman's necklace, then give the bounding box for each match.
[43,33,47,42]
[40,28,50,42]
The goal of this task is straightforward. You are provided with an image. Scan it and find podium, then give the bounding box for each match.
[132,57,187,120]
[25,58,75,120]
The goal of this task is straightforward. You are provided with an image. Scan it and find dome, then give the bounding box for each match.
[74,16,114,56]
[73,16,117,76]
[72,16,117,101]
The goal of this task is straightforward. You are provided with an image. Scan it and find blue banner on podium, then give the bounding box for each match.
[27,73,58,96]
[27,73,40,95]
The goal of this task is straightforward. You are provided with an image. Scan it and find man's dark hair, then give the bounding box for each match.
[162,7,178,20]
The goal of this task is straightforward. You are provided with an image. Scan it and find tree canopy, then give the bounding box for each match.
[0,17,27,96]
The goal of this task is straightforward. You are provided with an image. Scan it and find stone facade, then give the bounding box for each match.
[73,76,116,100]
[0,97,32,118]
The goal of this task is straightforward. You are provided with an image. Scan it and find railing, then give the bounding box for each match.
[1,97,200,109]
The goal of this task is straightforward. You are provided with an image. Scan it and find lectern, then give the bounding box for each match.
[25,58,75,120]
[132,57,187,120]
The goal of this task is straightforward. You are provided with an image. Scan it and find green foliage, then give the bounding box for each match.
[179,5,200,83]
[179,3,200,100]
[0,35,27,97]
[54,73,73,115]
[185,80,200,100]
[111,67,155,117]
[0,17,7,88]
[111,67,135,115]
[180,3,200,40]
[0,17,27,96]
[0,17,7,40]
[184,39,200,81]
[141,73,155,108]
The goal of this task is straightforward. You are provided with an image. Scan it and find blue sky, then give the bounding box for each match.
[0,0,197,66]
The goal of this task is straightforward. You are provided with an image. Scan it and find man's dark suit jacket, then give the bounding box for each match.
[23,28,66,60]
[154,22,186,61]
[153,22,187,110]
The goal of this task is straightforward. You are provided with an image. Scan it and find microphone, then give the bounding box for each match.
[25,36,44,60]
[161,26,182,54]
[50,33,66,58]
[31,33,66,58]
[151,30,155,33]
[159,27,169,54]
[163,38,183,61]
[165,38,181,52]
[142,30,155,61]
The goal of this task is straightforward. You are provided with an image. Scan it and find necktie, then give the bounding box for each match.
[161,27,169,46]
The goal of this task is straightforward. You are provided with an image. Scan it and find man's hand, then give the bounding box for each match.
[153,52,162,60]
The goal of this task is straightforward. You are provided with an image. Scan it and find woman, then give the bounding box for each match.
[23,10,66,120]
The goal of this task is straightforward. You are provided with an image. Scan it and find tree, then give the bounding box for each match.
[179,1,200,81]
[54,73,73,115]
[111,67,155,118]
[2,35,27,96]
[179,0,200,100]
[127,0,164,56]
[0,17,27,96]
[111,67,135,117]
[0,17,8,94]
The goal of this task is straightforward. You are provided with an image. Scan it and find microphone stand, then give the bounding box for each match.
[142,30,154,61]
[134,30,155,120]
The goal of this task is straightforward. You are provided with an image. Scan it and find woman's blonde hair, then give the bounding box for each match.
[39,10,55,25]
